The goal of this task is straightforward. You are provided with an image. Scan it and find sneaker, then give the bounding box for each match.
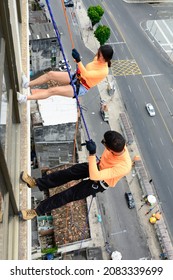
[22,74,29,89]
[20,209,37,220]
[17,92,27,104]
[20,171,37,188]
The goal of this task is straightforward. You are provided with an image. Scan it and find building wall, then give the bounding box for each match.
[0,0,30,260]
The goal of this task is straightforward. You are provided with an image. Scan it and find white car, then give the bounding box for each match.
[58,64,71,71]
[58,60,69,66]
[146,103,155,116]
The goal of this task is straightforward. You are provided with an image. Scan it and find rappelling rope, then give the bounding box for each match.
[45,0,91,141]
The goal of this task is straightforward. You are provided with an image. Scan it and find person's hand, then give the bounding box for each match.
[72,48,81,63]
[86,139,96,155]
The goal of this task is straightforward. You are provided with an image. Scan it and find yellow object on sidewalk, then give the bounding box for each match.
[149,216,157,224]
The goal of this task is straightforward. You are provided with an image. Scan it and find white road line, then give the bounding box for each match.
[147,66,151,73]
[152,119,156,126]
[153,76,172,113]
[143,74,163,77]
[108,42,125,45]
[157,160,162,170]
[141,120,145,127]
[111,230,127,236]
[163,20,173,37]
[167,185,173,198]
[168,159,173,168]
[134,101,138,109]
[128,85,132,92]
[160,137,164,145]
[155,21,172,46]
[149,138,153,147]
[138,85,141,92]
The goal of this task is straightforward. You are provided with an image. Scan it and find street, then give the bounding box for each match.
[50,0,173,259]
[92,0,173,239]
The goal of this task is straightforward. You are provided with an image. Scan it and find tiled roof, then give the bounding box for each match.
[47,164,90,247]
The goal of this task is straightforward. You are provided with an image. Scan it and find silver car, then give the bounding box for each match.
[145,103,155,116]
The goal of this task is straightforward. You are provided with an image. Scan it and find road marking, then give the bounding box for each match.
[153,76,172,115]
[157,160,162,170]
[128,85,132,92]
[152,119,156,126]
[111,229,127,236]
[143,74,163,77]
[112,60,141,76]
[160,137,164,145]
[108,42,125,45]
[138,85,141,92]
[149,138,153,147]
[155,20,173,48]
[168,159,173,168]
[163,20,173,37]
[167,185,173,198]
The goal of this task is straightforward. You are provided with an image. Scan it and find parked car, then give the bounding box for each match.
[145,103,155,116]
[58,60,69,66]
[39,3,45,8]
[64,0,74,7]
[125,192,135,209]
[100,100,109,122]
[58,64,71,71]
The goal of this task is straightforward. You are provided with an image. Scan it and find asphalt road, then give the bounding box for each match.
[49,0,173,259]
[51,0,152,259]
[62,1,150,259]
[91,0,173,240]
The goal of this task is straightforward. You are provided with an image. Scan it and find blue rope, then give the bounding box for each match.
[45,0,91,141]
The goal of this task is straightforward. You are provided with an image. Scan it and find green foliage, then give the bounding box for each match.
[95,5,104,17]
[41,247,58,254]
[94,25,111,45]
[87,6,101,27]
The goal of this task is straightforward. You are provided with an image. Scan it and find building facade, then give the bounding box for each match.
[0,0,30,259]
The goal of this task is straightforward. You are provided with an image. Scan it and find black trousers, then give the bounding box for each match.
[35,163,105,215]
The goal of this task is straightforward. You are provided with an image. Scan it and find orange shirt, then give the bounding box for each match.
[77,57,108,88]
[88,146,132,187]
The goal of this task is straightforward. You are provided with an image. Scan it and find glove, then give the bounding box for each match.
[72,48,81,63]
[86,139,96,155]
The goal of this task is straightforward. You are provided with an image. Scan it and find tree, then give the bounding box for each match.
[87,6,101,28]
[94,25,111,45]
[95,5,104,17]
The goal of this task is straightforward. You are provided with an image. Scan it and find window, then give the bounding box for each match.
[0,0,23,260]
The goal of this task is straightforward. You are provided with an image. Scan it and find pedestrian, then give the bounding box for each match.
[17,45,114,103]
[19,130,132,220]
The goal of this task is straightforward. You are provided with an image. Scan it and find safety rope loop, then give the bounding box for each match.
[45,0,91,141]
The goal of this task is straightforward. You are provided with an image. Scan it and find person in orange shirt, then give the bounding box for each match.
[17,45,113,103]
[19,130,132,220]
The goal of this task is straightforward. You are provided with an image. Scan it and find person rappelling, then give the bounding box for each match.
[17,45,113,103]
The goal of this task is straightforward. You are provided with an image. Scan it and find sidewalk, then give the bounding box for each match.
[75,1,172,259]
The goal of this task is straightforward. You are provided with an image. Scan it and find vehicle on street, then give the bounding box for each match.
[145,103,156,116]
[39,3,45,8]
[125,192,135,209]
[58,64,71,71]
[100,99,109,122]
[64,0,74,7]
[58,60,69,66]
